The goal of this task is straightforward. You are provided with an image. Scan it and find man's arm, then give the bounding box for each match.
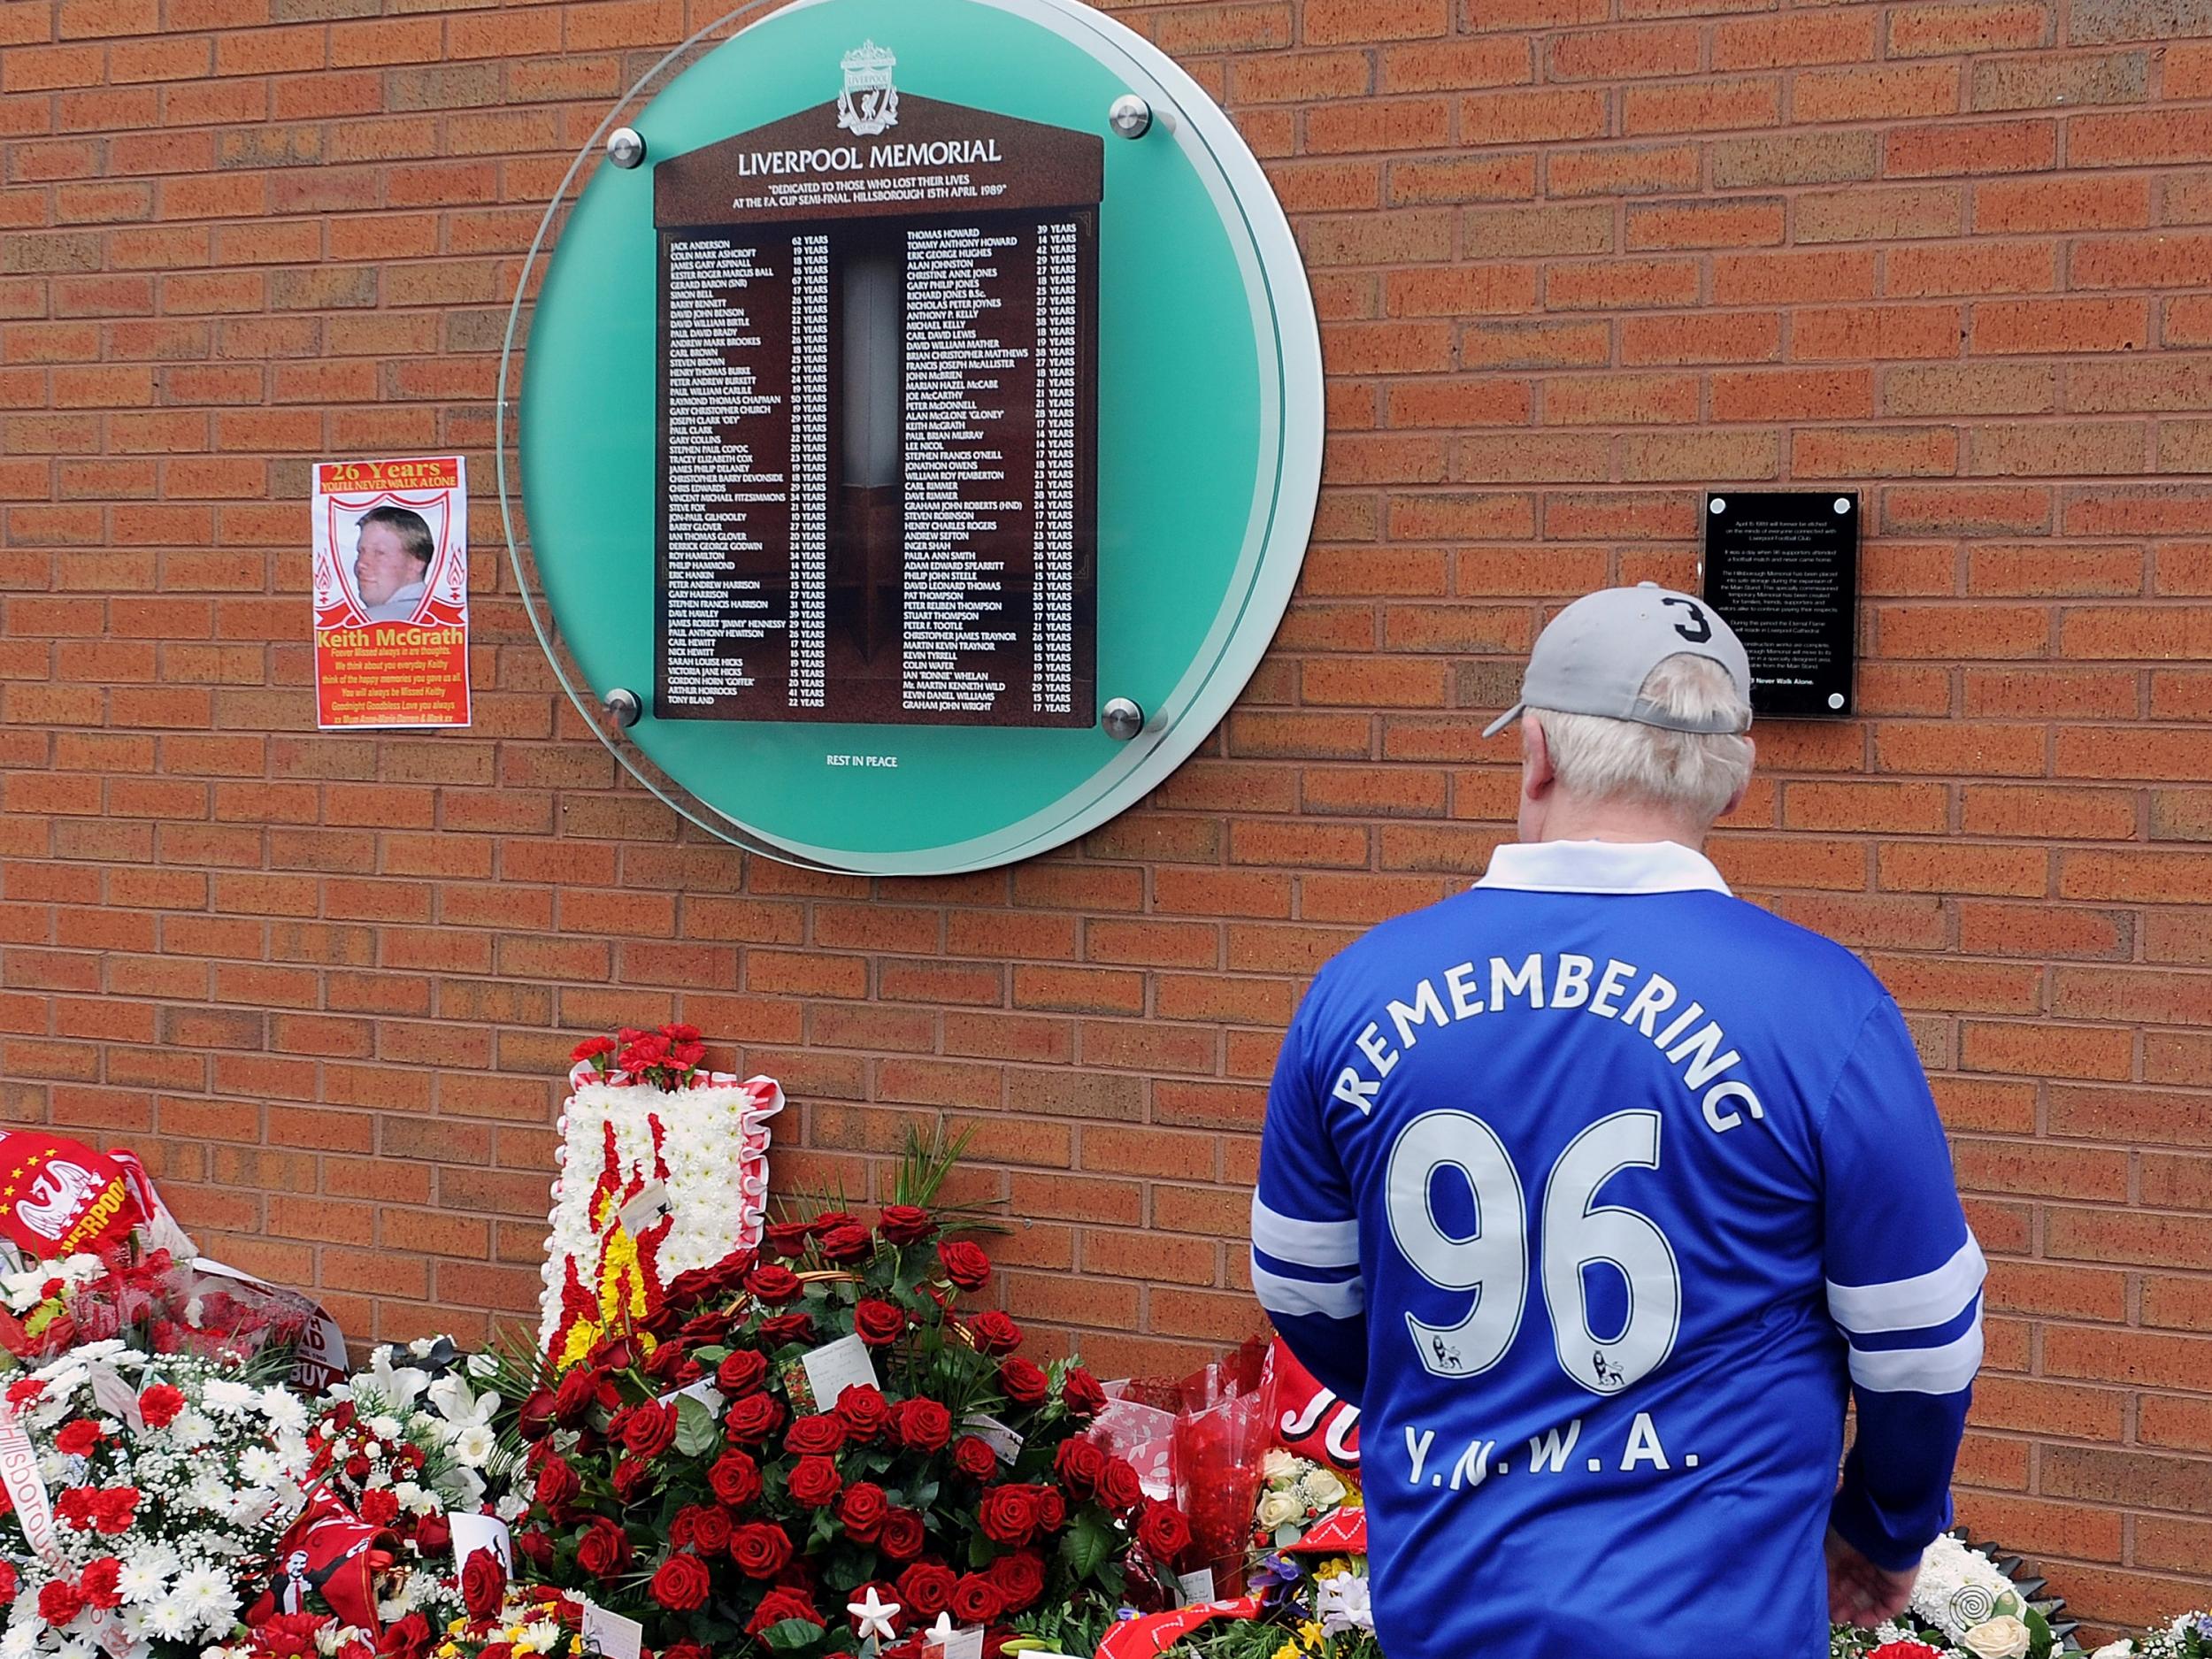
[1819,998,1985,1576]
[1252,987,1368,1404]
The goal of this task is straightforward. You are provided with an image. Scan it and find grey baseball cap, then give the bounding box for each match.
[1482,582,1753,739]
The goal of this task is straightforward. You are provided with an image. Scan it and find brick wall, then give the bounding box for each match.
[4,0,2212,1631]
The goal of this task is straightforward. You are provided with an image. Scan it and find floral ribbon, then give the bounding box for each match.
[1094,1595,1264,1659]
[0,1398,134,1658]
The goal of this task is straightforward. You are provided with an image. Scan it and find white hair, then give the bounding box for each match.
[1528,653,1754,822]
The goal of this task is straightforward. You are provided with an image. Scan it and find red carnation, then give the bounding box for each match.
[1054,1437,1107,1496]
[55,1419,103,1456]
[37,1578,85,1627]
[722,1392,785,1445]
[818,1223,872,1264]
[5,1379,43,1406]
[1137,1500,1192,1565]
[134,1383,184,1429]
[461,1551,506,1620]
[1868,1646,1944,1659]
[978,1485,1042,1548]
[895,1396,952,1452]
[949,1573,1003,1626]
[0,1562,16,1602]
[620,1401,677,1459]
[937,1240,991,1290]
[89,1487,139,1534]
[574,1517,633,1578]
[787,1454,842,1508]
[649,1553,712,1612]
[784,1413,848,1456]
[727,1522,794,1580]
[1062,1366,1107,1417]
[745,1586,822,1637]
[833,1383,888,1440]
[709,1449,763,1509]
[998,1358,1049,1407]
[837,1481,889,1543]
[79,1557,122,1611]
[988,1549,1046,1614]
[879,1204,935,1245]
[1099,1456,1144,1513]
[951,1434,998,1480]
[854,1298,908,1348]
[758,1311,816,1346]
[745,1265,803,1305]
[716,1349,768,1396]
[358,1486,402,1527]
[967,1311,1022,1356]
[879,1507,926,1561]
[895,1562,958,1622]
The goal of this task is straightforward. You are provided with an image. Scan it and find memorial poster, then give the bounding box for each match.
[653,47,1101,728]
[1701,491,1858,719]
[311,455,471,729]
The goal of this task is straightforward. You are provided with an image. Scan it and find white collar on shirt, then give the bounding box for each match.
[1475,838,1732,896]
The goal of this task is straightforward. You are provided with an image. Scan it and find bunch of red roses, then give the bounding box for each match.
[570,1024,711,1093]
[504,1199,1194,1655]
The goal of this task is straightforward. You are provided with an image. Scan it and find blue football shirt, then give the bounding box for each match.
[1253,840,1981,1657]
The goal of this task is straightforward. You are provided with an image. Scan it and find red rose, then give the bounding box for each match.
[895,1562,957,1622]
[759,1311,816,1346]
[784,1413,848,1456]
[358,1486,402,1527]
[837,1481,889,1543]
[38,1578,85,1626]
[809,1210,859,1236]
[621,1401,677,1458]
[787,1454,843,1508]
[988,1549,1045,1614]
[978,1485,1041,1548]
[134,1383,184,1429]
[1099,1456,1144,1513]
[967,1311,1022,1355]
[551,1369,597,1427]
[745,1265,803,1304]
[727,1522,794,1580]
[951,1434,998,1480]
[949,1573,1003,1626]
[1054,1437,1107,1496]
[461,1551,506,1619]
[379,1612,433,1659]
[722,1393,784,1445]
[517,1388,557,1440]
[1137,1500,1192,1564]
[642,1339,690,1380]
[895,1397,952,1452]
[662,1266,718,1308]
[709,1449,763,1509]
[574,1517,634,1578]
[1061,1367,1107,1417]
[853,1298,908,1348]
[1036,1486,1066,1532]
[672,1505,733,1554]
[513,1531,553,1570]
[55,1419,103,1456]
[664,1645,709,1659]
[879,1204,935,1245]
[746,1586,822,1636]
[649,1553,711,1612]
[716,1350,768,1396]
[763,1221,812,1259]
[611,1457,653,1505]
[818,1223,872,1263]
[998,1358,1048,1406]
[415,1513,451,1555]
[879,1508,926,1561]
[833,1384,888,1440]
[937,1240,991,1290]
[534,1455,580,1514]
[79,1557,122,1611]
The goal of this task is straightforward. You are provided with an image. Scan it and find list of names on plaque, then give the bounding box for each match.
[788,234,829,710]
[1033,219,1078,718]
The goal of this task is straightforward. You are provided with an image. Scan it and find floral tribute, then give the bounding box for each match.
[1832,1534,2063,1659]
[539,1026,782,1368]
[0,1341,318,1658]
[2097,1613,2212,1658]
[503,1166,1192,1657]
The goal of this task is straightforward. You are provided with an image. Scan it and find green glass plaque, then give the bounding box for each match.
[504,0,1321,874]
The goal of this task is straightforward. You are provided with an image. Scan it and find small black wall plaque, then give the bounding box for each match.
[1701,491,1858,719]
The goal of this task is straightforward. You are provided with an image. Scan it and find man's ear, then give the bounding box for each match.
[1719,734,1756,818]
[1522,718,1555,803]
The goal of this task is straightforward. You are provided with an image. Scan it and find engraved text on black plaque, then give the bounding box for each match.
[1701,491,1859,719]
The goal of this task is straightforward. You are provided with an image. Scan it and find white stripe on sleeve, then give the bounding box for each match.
[1251,1194,1360,1270]
[1250,1256,1364,1322]
[1846,1316,1984,1395]
[1826,1235,1986,1336]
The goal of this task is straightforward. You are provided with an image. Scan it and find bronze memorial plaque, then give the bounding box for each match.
[653,50,1103,728]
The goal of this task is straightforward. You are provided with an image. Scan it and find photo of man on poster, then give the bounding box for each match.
[350,504,435,624]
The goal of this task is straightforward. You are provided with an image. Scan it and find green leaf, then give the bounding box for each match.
[674,1394,721,1457]
[968,1528,997,1571]
[759,1617,826,1652]
[1064,1511,1113,1580]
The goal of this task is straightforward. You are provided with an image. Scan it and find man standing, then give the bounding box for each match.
[1253,585,1980,1655]
[351,505,435,623]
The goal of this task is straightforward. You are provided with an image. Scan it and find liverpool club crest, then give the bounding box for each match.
[836,40,898,137]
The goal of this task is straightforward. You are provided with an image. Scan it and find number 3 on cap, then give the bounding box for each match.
[1662,595,1712,644]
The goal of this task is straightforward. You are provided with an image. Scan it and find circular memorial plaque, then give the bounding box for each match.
[507,0,1320,874]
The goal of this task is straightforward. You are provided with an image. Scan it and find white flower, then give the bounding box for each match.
[238,1447,286,1486]
[1315,1570,1372,1635]
[144,1595,199,1640]
[362,1349,429,1413]
[117,1556,173,1601]
[200,1378,257,1414]
[2092,1643,2136,1658]
[367,1414,404,1441]
[1300,1467,1348,1509]
[1962,1617,2032,1659]
[495,1493,531,1524]
[257,1386,308,1432]
[172,1566,235,1633]
[1255,1489,1304,1532]
[1261,1449,1298,1482]
[465,1352,499,1379]
[450,1424,497,1468]
[394,1481,436,1516]
[167,1406,217,1447]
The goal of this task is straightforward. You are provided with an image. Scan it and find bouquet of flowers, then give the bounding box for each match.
[2093,1613,2212,1658]
[501,1144,1189,1657]
[1252,1452,1350,1552]
[1832,1534,2063,1659]
[0,1340,317,1657]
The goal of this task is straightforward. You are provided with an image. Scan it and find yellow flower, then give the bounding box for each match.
[1297,1618,1325,1651]
[1271,1644,1299,1659]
